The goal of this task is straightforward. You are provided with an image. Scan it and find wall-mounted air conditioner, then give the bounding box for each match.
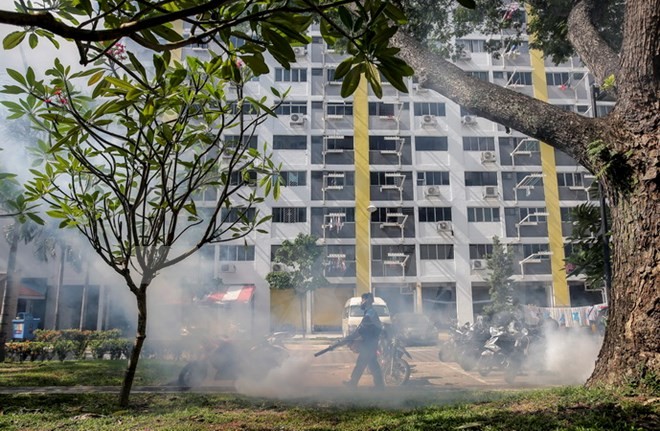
[290,113,305,125]
[461,115,476,125]
[422,114,436,125]
[220,263,236,273]
[436,221,453,233]
[293,47,307,57]
[471,259,487,270]
[425,186,440,197]
[271,263,288,272]
[483,186,498,198]
[481,151,497,163]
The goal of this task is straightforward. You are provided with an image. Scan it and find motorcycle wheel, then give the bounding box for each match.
[458,354,477,371]
[477,354,493,377]
[384,358,411,386]
[178,361,208,388]
[438,342,454,362]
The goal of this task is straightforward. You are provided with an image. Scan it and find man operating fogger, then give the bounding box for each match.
[343,292,385,388]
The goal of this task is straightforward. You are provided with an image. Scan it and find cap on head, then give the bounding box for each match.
[361,292,374,302]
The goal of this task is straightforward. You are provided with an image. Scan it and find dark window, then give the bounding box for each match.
[546,72,571,87]
[219,245,255,261]
[463,136,495,151]
[279,171,306,186]
[368,102,396,117]
[417,171,450,186]
[467,71,489,81]
[469,244,493,259]
[275,68,307,82]
[416,136,448,151]
[275,102,307,115]
[229,170,257,186]
[418,207,452,222]
[506,71,533,86]
[413,102,446,116]
[464,171,498,186]
[327,103,353,116]
[419,244,454,260]
[369,135,407,151]
[323,136,354,151]
[467,207,501,222]
[273,207,306,223]
[273,135,307,150]
[220,208,256,223]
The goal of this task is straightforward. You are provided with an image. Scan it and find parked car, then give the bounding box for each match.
[392,312,438,346]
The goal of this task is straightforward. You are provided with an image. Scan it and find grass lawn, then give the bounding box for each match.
[0,361,658,430]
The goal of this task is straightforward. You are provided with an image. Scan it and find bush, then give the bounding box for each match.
[89,338,133,360]
[11,330,132,362]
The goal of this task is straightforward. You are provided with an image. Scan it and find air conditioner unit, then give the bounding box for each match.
[471,259,487,270]
[436,221,453,233]
[293,46,307,57]
[289,113,305,125]
[483,186,498,198]
[481,151,497,163]
[271,263,288,272]
[425,186,440,196]
[461,115,476,125]
[220,263,236,273]
[422,114,436,125]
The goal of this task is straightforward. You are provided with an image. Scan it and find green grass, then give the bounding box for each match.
[0,359,181,386]
[0,361,658,430]
[0,387,657,430]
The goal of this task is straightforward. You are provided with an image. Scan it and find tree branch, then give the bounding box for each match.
[566,0,620,85]
[392,31,607,173]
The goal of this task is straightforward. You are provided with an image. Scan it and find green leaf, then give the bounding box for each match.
[87,70,105,86]
[340,66,362,98]
[6,68,27,86]
[28,33,38,49]
[334,58,353,80]
[3,31,26,49]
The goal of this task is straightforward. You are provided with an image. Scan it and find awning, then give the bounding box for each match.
[202,284,255,305]
[19,284,46,300]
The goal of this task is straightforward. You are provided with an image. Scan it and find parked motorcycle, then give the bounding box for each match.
[178,332,290,388]
[437,321,470,363]
[476,324,530,383]
[378,331,412,386]
[455,320,491,372]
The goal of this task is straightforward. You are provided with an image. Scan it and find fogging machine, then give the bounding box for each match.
[314,338,351,357]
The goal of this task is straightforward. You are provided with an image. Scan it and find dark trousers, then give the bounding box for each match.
[349,340,384,388]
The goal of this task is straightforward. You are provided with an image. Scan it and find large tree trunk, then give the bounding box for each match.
[118,287,147,407]
[391,0,659,389]
[0,234,19,362]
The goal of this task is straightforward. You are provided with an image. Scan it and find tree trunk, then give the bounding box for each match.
[588,130,660,387]
[0,235,19,362]
[118,288,147,407]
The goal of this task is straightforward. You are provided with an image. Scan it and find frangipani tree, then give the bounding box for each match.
[2,48,282,406]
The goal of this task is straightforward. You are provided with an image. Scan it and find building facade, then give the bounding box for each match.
[1,18,610,337]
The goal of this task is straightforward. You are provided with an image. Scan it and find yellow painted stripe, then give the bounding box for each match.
[529,20,570,306]
[354,75,371,295]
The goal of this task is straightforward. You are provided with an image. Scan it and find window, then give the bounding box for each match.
[275,102,307,115]
[370,171,408,187]
[463,136,495,151]
[420,244,454,260]
[368,102,396,117]
[456,39,486,53]
[323,207,355,223]
[224,135,258,150]
[469,244,493,259]
[464,171,498,186]
[522,243,550,258]
[273,207,306,223]
[576,105,589,114]
[417,171,450,186]
[370,207,413,223]
[413,102,446,116]
[324,171,354,187]
[467,207,501,222]
[493,71,504,79]
[326,68,342,83]
[275,68,307,82]
[279,171,306,186]
[557,172,585,188]
[327,102,353,116]
[416,136,448,151]
[228,101,258,115]
[369,135,407,151]
[560,207,575,223]
[546,72,570,87]
[219,245,255,261]
[518,207,547,222]
[506,71,533,86]
[273,135,307,150]
[220,208,256,223]
[418,207,452,222]
[229,170,257,186]
[467,71,489,81]
[323,136,354,151]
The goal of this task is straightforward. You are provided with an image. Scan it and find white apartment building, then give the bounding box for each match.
[1,20,610,337]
